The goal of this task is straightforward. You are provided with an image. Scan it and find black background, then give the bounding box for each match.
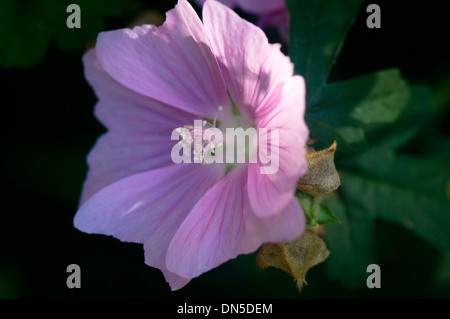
[1,0,449,298]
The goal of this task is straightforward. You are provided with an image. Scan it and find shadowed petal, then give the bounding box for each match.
[96,0,229,118]
[196,0,285,16]
[195,0,237,7]
[202,0,293,122]
[74,163,226,290]
[166,168,305,279]
[247,76,308,217]
[236,0,286,15]
[80,50,198,204]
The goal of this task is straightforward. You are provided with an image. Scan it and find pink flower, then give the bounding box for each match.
[195,0,290,42]
[74,0,308,290]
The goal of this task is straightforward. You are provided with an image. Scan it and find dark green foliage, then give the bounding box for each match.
[287,0,450,289]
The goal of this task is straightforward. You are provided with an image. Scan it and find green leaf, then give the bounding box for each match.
[339,153,450,251]
[309,69,410,123]
[288,0,450,293]
[321,82,450,288]
[0,0,51,68]
[328,138,450,290]
[297,193,341,226]
[286,0,363,102]
[0,0,130,69]
[435,251,450,288]
[306,69,410,153]
[0,269,19,298]
[366,84,434,150]
[322,196,376,289]
[306,112,367,153]
[287,0,411,154]
[342,148,449,196]
[51,0,130,51]
[316,202,341,226]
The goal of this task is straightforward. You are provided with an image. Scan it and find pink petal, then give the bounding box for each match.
[95,0,229,118]
[195,0,238,7]
[202,0,294,122]
[257,7,290,34]
[248,76,309,217]
[80,50,197,204]
[74,163,226,290]
[236,0,286,15]
[275,18,290,44]
[166,168,305,279]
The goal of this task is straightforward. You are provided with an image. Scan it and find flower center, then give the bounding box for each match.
[176,106,225,164]
[173,100,257,173]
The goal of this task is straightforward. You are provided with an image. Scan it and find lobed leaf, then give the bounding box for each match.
[286,0,363,102]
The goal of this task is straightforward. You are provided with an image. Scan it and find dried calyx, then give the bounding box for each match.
[257,141,341,293]
[297,140,340,196]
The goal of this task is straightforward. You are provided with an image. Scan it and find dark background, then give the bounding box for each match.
[1,0,449,298]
